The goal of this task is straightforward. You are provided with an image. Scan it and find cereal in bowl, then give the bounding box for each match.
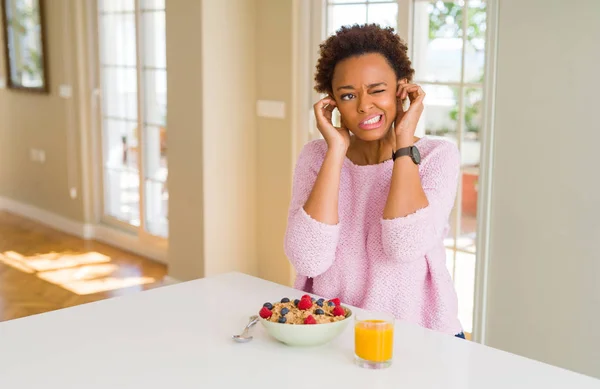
[259,295,347,325]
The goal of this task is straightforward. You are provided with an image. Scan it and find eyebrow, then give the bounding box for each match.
[336,82,387,91]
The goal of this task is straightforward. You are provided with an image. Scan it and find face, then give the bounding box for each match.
[331,53,403,141]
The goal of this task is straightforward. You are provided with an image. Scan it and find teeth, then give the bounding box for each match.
[364,115,381,125]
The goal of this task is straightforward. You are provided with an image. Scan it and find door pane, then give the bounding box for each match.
[367,3,398,30]
[418,84,459,140]
[328,0,366,4]
[465,0,486,83]
[143,125,166,182]
[459,168,478,252]
[143,69,167,126]
[459,86,482,253]
[98,1,139,229]
[412,1,464,82]
[463,86,483,144]
[142,10,166,69]
[99,0,134,13]
[101,68,137,121]
[103,119,138,171]
[140,5,168,238]
[141,0,165,10]
[145,179,168,238]
[104,168,140,225]
[99,13,136,67]
[327,4,367,36]
[454,249,476,333]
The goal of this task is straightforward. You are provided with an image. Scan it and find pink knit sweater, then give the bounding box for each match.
[284,136,463,335]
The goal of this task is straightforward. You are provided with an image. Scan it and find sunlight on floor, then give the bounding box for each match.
[0,251,156,295]
[0,252,35,274]
[12,251,112,272]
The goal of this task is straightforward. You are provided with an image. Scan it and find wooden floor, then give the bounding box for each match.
[0,211,168,322]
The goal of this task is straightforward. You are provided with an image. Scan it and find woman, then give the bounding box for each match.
[284,24,464,337]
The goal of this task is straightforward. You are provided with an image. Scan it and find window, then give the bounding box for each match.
[97,0,168,239]
[326,0,399,35]
[319,0,488,335]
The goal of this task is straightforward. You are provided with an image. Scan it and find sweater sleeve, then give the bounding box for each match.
[283,141,341,277]
[380,140,460,263]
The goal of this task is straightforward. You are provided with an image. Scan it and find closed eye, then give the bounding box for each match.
[372,90,385,94]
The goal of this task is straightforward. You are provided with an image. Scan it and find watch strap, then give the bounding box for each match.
[392,146,412,161]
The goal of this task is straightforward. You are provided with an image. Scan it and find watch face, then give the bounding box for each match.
[411,147,421,164]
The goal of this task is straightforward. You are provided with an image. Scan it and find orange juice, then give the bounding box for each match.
[355,319,394,362]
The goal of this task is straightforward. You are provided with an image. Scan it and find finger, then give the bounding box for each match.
[406,93,425,114]
[397,84,408,99]
[402,84,420,94]
[396,90,410,111]
[323,102,335,113]
[323,107,333,122]
[314,97,335,124]
[410,86,425,103]
[314,99,329,121]
[320,97,337,113]
[406,86,424,102]
[314,97,332,113]
[398,84,418,100]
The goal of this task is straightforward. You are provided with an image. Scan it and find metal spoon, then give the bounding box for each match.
[232,315,259,343]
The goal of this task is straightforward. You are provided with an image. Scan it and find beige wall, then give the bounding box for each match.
[166,0,259,280]
[201,0,258,278]
[255,0,295,286]
[484,0,600,379]
[0,0,86,222]
[167,0,295,283]
[0,0,293,285]
[165,1,206,280]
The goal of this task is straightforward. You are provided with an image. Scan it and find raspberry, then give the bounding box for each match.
[259,306,272,319]
[331,298,341,306]
[301,294,311,300]
[333,305,345,317]
[298,298,313,310]
[304,315,317,324]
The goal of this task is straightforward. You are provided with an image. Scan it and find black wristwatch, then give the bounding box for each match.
[392,145,421,165]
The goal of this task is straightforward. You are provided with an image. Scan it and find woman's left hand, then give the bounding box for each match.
[395,83,426,140]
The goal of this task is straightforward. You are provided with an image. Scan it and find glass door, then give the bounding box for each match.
[96,0,168,239]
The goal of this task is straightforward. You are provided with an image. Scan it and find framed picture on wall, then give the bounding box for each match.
[1,0,48,93]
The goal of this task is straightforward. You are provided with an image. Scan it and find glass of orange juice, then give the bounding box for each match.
[354,311,395,369]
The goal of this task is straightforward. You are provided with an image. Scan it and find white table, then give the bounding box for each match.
[0,272,598,388]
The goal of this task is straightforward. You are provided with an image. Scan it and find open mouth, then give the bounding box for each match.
[358,114,384,130]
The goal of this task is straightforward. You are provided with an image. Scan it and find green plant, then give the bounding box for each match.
[428,1,486,137]
[428,1,486,47]
[449,85,482,135]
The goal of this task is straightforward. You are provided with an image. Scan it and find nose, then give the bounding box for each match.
[357,93,373,113]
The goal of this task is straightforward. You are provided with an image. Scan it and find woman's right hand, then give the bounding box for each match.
[314,97,350,152]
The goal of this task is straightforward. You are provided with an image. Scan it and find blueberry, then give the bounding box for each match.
[315,308,324,315]
[327,301,335,307]
[263,302,273,310]
[294,299,300,306]
[278,316,287,324]
[281,308,289,316]
[311,298,315,302]
[316,298,324,307]
[281,297,290,303]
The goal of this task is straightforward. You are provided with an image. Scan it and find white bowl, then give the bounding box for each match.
[259,306,353,347]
